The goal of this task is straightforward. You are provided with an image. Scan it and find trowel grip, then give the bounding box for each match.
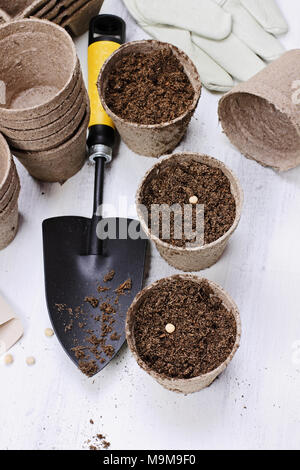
[87,15,126,152]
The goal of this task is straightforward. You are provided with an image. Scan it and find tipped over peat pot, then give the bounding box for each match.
[0,134,20,249]
[219,50,300,172]
[98,40,202,157]
[0,19,89,183]
[136,153,243,272]
[126,275,241,394]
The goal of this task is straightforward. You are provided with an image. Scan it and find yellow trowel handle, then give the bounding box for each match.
[87,15,126,163]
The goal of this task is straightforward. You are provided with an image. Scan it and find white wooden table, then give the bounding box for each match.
[1,0,300,451]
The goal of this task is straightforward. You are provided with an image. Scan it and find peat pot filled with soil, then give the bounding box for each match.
[98,40,202,157]
[126,275,241,394]
[136,153,243,272]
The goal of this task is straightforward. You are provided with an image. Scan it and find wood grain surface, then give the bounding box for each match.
[0,0,299,450]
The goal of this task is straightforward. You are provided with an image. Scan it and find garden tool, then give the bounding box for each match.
[42,15,148,376]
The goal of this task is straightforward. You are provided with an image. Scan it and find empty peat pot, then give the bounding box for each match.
[0,18,89,182]
[99,40,201,157]
[0,134,20,249]
[8,96,87,151]
[136,153,243,272]
[126,274,241,394]
[0,66,86,131]
[219,50,300,172]
[0,18,78,121]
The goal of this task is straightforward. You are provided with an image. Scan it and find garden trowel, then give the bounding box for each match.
[42,15,148,376]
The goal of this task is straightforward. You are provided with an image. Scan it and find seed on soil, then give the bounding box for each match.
[133,277,237,379]
[189,195,198,204]
[4,354,13,365]
[165,323,175,334]
[45,328,54,337]
[141,160,236,247]
[26,356,36,366]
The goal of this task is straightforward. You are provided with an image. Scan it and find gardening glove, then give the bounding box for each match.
[123,0,288,92]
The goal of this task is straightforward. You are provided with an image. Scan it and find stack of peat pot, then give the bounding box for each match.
[0,0,104,36]
[0,19,90,183]
[0,133,20,249]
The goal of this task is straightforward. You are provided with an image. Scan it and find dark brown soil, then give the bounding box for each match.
[133,277,237,379]
[103,270,115,283]
[115,279,132,295]
[87,431,111,451]
[57,269,133,378]
[140,160,236,247]
[78,359,99,377]
[85,296,99,308]
[105,49,195,125]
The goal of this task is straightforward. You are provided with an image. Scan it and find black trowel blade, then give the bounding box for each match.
[42,216,147,377]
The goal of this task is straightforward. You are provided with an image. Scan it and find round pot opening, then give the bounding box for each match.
[136,153,243,253]
[219,92,300,169]
[0,20,77,112]
[126,275,241,393]
[100,40,201,129]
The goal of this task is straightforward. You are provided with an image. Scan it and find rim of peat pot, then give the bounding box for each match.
[0,166,19,211]
[7,95,87,151]
[126,274,241,394]
[12,100,90,161]
[136,152,243,254]
[0,133,14,196]
[99,39,202,130]
[0,175,20,220]
[12,100,90,183]
[0,84,85,140]
[0,19,78,118]
[0,65,83,130]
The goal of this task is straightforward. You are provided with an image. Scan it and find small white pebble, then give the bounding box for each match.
[4,354,13,366]
[189,195,198,204]
[165,323,175,334]
[26,356,36,366]
[45,328,54,337]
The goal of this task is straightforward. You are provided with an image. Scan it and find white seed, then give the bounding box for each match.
[4,354,13,365]
[189,195,198,204]
[165,323,175,334]
[45,328,54,337]
[26,356,36,366]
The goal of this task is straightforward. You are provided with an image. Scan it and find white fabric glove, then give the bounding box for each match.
[123,0,288,92]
